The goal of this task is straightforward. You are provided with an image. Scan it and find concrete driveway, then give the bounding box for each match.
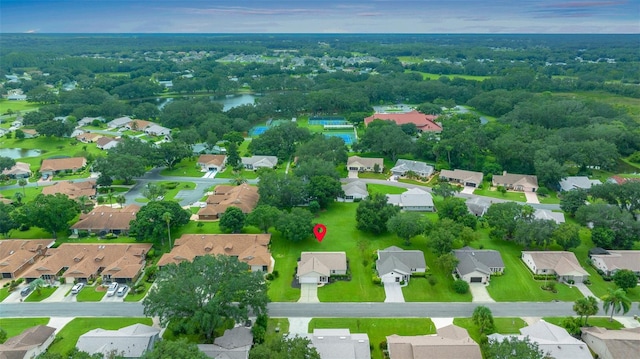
[298,283,319,303]
[525,191,539,204]
[469,283,495,303]
[461,186,475,195]
[42,284,74,303]
[383,282,405,303]
[348,170,359,179]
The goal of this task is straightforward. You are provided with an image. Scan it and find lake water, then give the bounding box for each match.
[0,148,42,159]
[157,94,257,112]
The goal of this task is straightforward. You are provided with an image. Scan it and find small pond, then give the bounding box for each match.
[0,148,42,159]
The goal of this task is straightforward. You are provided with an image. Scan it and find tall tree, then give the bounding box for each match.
[306,175,344,209]
[387,212,428,245]
[257,169,307,209]
[219,206,246,233]
[355,193,400,235]
[573,296,599,326]
[250,335,321,359]
[12,193,80,238]
[143,255,269,342]
[129,201,190,245]
[141,339,207,359]
[246,205,281,233]
[156,141,192,170]
[432,182,461,198]
[601,288,631,322]
[17,179,27,197]
[437,196,478,229]
[559,189,588,217]
[484,202,523,240]
[483,337,548,359]
[161,212,173,248]
[0,156,16,171]
[429,226,456,256]
[552,222,581,250]
[472,305,495,335]
[275,208,314,242]
[0,202,18,237]
[613,269,638,291]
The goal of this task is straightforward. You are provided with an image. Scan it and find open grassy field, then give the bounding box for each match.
[553,91,640,121]
[405,70,491,81]
[0,99,39,114]
[47,317,153,355]
[309,318,436,359]
[23,286,57,302]
[473,183,527,202]
[0,317,49,337]
[453,317,527,343]
[0,136,102,172]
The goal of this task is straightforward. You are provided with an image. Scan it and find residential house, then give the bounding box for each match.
[390,159,434,178]
[157,234,273,272]
[39,157,87,176]
[492,171,538,192]
[71,204,140,236]
[124,119,152,131]
[191,143,226,155]
[386,188,435,212]
[534,208,566,224]
[306,329,371,359]
[559,176,602,191]
[76,324,160,358]
[376,246,426,284]
[347,156,384,172]
[144,123,171,136]
[21,129,39,138]
[107,116,133,129]
[42,180,97,200]
[96,137,120,150]
[581,327,640,359]
[2,162,31,179]
[439,169,484,188]
[7,93,27,101]
[0,239,54,279]
[521,251,589,283]
[297,252,347,284]
[339,180,369,202]
[454,247,505,284]
[489,320,593,359]
[197,154,227,172]
[75,132,103,143]
[241,155,278,170]
[386,324,482,359]
[23,243,151,284]
[197,184,259,220]
[0,325,56,359]
[197,326,253,359]
[465,197,492,216]
[590,250,640,276]
[77,117,105,127]
[364,110,442,132]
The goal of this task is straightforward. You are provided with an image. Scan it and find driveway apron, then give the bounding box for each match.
[383,282,405,303]
[525,191,540,204]
[298,283,319,303]
[469,283,495,303]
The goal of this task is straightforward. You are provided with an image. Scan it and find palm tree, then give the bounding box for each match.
[602,288,631,322]
[230,171,247,185]
[161,212,172,248]
[13,192,24,205]
[29,278,46,296]
[76,195,92,213]
[17,179,27,196]
[106,189,114,208]
[116,194,126,209]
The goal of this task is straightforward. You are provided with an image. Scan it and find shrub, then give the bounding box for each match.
[162,182,179,190]
[77,230,89,238]
[428,276,438,286]
[265,273,274,281]
[146,248,156,259]
[453,279,469,294]
[272,271,279,278]
[379,340,388,350]
[96,277,102,286]
[372,276,382,285]
[536,187,550,197]
[59,277,66,284]
[144,266,157,282]
[400,280,405,285]
[412,272,426,278]
[567,279,575,285]
[362,259,369,267]
[583,279,591,285]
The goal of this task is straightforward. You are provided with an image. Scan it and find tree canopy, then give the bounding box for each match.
[356,193,400,235]
[249,335,321,359]
[12,193,80,238]
[129,201,190,245]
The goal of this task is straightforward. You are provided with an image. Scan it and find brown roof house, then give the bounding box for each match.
[386,324,482,359]
[364,110,442,132]
[42,180,97,200]
[297,252,347,285]
[492,171,538,192]
[157,234,273,272]
[23,243,152,284]
[522,251,589,283]
[2,162,31,179]
[439,169,484,188]
[0,325,56,359]
[75,132,103,143]
[590,250,640,276]
[347,156,384,172]
[39,157,87,176]
[198,184,259,220]
[71,204,140,236]
[197,154,227,172]
[0,239,54,279]
[581,327,640,359]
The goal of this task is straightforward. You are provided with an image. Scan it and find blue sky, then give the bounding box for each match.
[1,0,638,33]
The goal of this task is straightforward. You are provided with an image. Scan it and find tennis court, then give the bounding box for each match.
[309,116,348,126]
[324,132,356,145]
[250,126,268,136]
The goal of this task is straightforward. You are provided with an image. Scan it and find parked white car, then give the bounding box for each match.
[106,282,119,297]
[71,283,85,295]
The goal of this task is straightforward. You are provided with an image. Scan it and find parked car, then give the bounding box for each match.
[71,283,85,295]
[20,286,33,297]
[106,282,119,297]
[116,285,128,297]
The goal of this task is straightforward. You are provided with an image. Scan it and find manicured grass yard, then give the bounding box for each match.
[0,99,40,114]
[473,183,526,202]
[24,286,57,302]
[0,317,49,337]
[309,318,436,359]
[124,281,152,302]
[475,231,584,302]
[454,317,527,343]
[266,318,290,343]
[160,158,205,177]
[0,287,11,302]
[76,285,106,302]
[0,137,102,169]
[215,166,260,179]
[367,184,406,195]
[543,317,623,330]
[538,191,561,204]
[402,273,472,302]
[47,317,153,355]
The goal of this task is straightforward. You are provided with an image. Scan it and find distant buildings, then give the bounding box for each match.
[364,110,442,133]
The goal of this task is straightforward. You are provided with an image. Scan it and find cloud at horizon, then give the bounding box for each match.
[0,0,638,34]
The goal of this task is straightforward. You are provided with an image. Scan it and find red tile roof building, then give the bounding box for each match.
[364,110,442,132]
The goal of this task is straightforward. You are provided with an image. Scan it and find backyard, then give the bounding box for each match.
[473,183,527,202]
[0,317,49,338]
[453,317,527,343]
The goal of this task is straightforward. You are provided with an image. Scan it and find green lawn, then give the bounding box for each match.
[215,166,260,179]
[76,285,106,302]
[160,158,205,177]
[124,281,152,302]
[404,70,490,81]
[473,231,584,302]
[47,317,153,355]
[453,317,527,343]
[543,317,623,330]
[538,191,561,204]
[0,137,103,169]
[24,286,57,302]
[367,184,406,195]
[0,99,40,114]
[7,225,51,239]
[309,318,436,359]
[357,172,388,180]
[403,274,472,302]
[266,318,290,343]
[0,287,10,302]
[0,185,44,201]
[0,317,49,338]
[473,184,527,202]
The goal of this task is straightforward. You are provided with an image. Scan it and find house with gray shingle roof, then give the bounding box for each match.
[387,324,482,359]
[390,159,434,178]
[386,188,434,212]
[241,155,278,170]
[454,247,505,284]
[376,246,426,284]
[0,325,56,359]
[76,324,160,358]
[339,180,368,202]
[534,209,565,224]
[465,197,493,216]
[306,329,371,359]
[559,176,602,191]
[197,326,253,359]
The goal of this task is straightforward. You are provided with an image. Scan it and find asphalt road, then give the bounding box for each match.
[2,301,639,319]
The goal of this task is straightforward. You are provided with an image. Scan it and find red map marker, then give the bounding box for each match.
[313,224,327,242]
